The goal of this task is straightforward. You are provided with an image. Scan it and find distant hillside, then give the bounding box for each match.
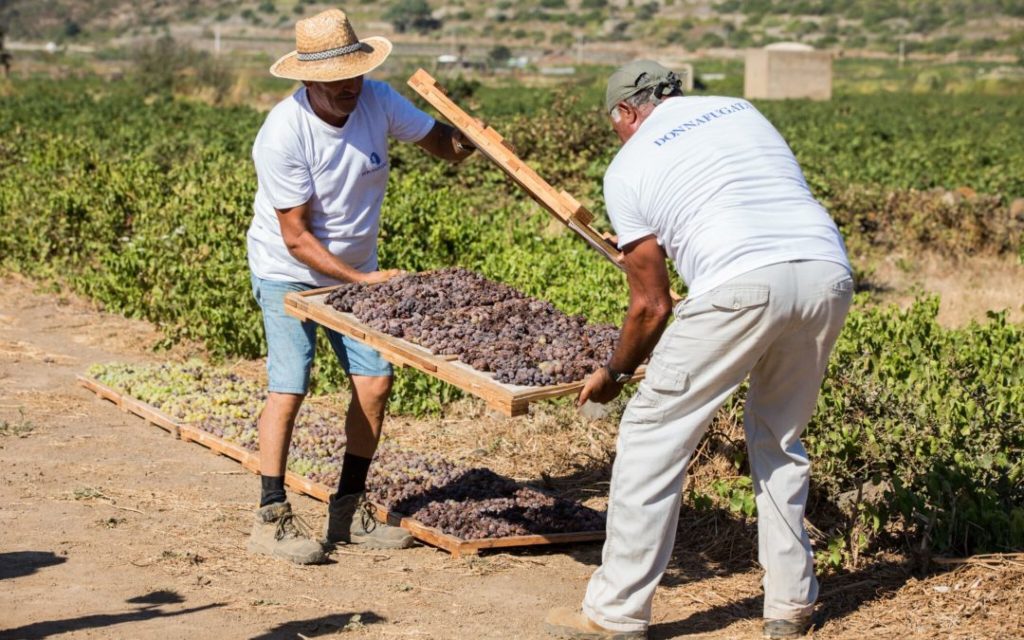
[2,0,1022,58]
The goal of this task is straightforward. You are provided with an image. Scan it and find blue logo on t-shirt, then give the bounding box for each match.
[361,151,387,177]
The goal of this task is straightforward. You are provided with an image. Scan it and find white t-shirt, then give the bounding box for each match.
[604,96,850,298]
[247,80,435,286]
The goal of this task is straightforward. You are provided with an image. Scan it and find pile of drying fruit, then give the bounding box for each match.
[325,268,619,386]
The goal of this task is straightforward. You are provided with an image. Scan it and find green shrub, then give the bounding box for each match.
[809,298,1024,554]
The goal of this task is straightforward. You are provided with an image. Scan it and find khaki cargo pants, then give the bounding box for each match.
[583,260,853,633]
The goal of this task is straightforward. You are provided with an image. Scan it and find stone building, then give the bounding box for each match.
[744,42,832,101]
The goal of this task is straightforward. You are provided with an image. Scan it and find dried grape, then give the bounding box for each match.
[366,447,605,539]
[325,268,621,385]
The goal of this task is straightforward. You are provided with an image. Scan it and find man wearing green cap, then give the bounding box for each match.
[545,61,852,639]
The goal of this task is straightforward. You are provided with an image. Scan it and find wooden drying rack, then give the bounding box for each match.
[77,375,605,558]
[284,288,643,417]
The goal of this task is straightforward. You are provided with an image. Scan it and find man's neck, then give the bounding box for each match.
[305,88,350,128]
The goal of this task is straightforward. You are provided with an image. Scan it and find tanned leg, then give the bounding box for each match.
[343,375,392,458]
[258,392,305,476]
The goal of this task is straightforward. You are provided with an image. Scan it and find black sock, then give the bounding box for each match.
[260,475,286,507]
[335,452,372,499]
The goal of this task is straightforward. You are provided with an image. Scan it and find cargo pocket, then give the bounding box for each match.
[710,285,770,312]
[645,356,690,394]
[626,357,690,426]
[830,275,854,296]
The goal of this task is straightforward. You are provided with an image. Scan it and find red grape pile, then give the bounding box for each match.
[324,268,620,386]
[366,447,606,539]
[89,363,607,541]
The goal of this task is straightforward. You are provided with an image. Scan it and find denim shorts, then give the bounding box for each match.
[251,274,393,394]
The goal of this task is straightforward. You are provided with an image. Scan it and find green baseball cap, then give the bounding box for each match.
[604,60,683,114]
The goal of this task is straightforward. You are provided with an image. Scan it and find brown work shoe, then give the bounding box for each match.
[247,501,326,565]
[322,492,414,549]
[762,615,814,639]
[545,607,647,639]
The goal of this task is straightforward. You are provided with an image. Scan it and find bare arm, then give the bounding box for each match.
[276,200,399,285]
[608,235,674,373]
[577,235,674,406]
[414,121,477,163]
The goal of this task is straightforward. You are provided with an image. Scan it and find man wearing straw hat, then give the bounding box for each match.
[246,8,477,565]
[545,61,852,639]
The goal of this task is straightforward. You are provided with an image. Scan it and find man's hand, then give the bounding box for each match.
[576,366,624,408]
[416,121,475,163]
[358,269,405,285]
[451,128,477,155]
[601,232,620,250]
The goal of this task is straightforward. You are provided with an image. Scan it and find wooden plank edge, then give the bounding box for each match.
[294,285,341,297]
[369,505,604,557]
[76,374,114,397]
[77,375,180,437]
[285,471,332,502]
[457,530,606,553]
[512,367,647,403]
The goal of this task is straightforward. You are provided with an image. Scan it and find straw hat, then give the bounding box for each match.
[270,8,392,82]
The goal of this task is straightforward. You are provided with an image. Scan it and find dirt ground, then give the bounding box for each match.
[2,274,1023,640]
[867,251,1024,326]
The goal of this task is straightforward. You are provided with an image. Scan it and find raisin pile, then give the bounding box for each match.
[325,268,619,385]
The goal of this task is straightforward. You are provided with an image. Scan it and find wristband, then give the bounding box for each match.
[452,133,476,154]
[604,365,634,384]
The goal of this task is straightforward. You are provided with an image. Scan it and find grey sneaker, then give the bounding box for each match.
[763,615,814,639]
[247,501,326,565]
[322,492,414,549]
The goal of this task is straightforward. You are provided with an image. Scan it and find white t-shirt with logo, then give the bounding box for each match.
[247,80,435,286]
[604,96,850,298]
